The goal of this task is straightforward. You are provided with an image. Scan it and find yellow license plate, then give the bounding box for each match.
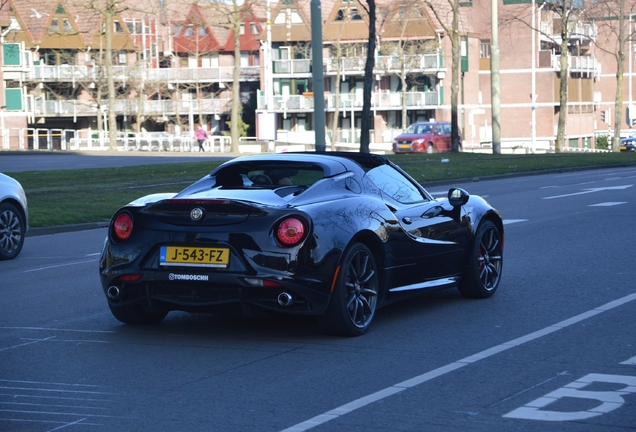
[399,144,410,149]
[160,246,230,268]
[620,146,626,151]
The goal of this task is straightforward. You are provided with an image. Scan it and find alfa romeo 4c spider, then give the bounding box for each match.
[99,152,503,336]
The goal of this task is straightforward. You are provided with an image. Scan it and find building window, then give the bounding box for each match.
[63,18,73,32]
[290,9,303,23]
[335,7,362,21]
[184,25,193,37]
[49,18,59,32]
[250,22,259,34]
[479,40,491,59]
[240,23,245,35]
[114,20,124,33]
[173,24,183,36]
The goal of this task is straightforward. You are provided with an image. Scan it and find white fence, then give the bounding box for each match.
[0,128,233,153]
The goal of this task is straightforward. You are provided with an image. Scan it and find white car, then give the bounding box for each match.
[0,172,28,260]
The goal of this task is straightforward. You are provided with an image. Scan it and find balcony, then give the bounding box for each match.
[272,59,311,75]
[374,54,442,72]
[32,97,232,117]
[273,53,443,77]
[24,64,261,84]
[258,90,439,112]
[551,54,599,76]
[540,20,598,44]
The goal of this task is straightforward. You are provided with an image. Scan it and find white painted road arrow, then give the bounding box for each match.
[543,185,633,200]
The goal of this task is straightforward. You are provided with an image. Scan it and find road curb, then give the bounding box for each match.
[27,221,109,237]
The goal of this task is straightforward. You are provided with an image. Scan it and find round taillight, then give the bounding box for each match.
[113,213,133,242]
[276,217,306,247]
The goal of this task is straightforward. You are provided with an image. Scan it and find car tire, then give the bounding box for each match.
[319,243,379,337]
[0,202,26,260]
[426,143,434,154]
[108,302,168,325]
[458,220,503,299]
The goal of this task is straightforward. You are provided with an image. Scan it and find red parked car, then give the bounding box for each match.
[392,121,460,154]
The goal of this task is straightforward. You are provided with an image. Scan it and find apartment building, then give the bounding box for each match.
[0,0,633,151]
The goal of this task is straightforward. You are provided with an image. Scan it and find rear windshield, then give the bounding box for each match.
[404,123,432,135]
[214,163,324,189]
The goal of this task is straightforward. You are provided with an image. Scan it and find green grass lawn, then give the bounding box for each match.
[9,152,636,228]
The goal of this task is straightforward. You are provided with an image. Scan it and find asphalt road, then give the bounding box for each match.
[1,165,635,431]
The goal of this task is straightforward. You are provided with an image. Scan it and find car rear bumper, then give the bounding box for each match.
[101,273,331,316]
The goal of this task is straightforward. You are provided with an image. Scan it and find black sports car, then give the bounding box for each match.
[99,152,504,336]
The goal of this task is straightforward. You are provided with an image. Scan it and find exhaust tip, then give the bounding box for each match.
[107,286,120,300]
[277,292,293,307]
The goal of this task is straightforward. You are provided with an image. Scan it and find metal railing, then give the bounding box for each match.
[273,53,443,76]
[32,98,233,117]
[25,64,261,83]
[258,90,439,111]
[551,54,599,75]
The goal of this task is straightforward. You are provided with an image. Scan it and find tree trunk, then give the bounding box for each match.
[330,48,342,151]
[555,34,569,153]
[450,0,461,152]
[401,64,407,128]
[612,6,626,152]
[105,4,117,151]
[230,0,241,153]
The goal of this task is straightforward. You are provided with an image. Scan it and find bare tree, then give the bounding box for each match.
[378,1,439,129]
[204,0,259,153]
[501,1,589,152]
[356,0,376,153]
[586,0,636,152]
[422,0,462,152]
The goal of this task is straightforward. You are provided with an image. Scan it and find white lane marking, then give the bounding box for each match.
[588,202,628,207]
[0,327,116,334]
[620,355,636,365]
[0,337,56,352]
[281,292,636,432]
[503,219,528,225]
[19,258,98,273]
[543,185,633,200]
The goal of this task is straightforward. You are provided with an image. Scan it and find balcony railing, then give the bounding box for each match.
[32,98,232,117]
[25,64,261,83]
[552,54,599,75]
[273,53,443,76]
[272,59,311,74]
[258,90,439,111]
[540,21,598,43]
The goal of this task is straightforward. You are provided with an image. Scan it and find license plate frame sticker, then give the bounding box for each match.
[160,246,230,268]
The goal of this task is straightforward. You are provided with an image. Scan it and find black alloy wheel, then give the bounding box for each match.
[0,202,25,260]
[458,220,503,299]
[320,243,379,336]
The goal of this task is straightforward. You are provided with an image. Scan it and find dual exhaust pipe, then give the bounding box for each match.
[107,286,120,300]
[277,292,293,307]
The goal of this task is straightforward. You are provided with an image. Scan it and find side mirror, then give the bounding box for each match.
[448,187,469,207]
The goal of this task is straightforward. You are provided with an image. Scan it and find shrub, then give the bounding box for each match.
[596,134,609,150]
